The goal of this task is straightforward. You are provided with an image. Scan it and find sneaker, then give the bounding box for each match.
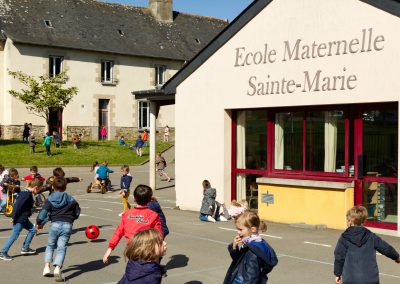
[206,215,216,223]
[54,266,65,282]
[219,215,229,222]
[167,178,171,182]
[21,248,36,255]
[0,252,13,261]
[43,266,52,277]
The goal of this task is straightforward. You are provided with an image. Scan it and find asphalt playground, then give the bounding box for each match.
[0,147,399,283]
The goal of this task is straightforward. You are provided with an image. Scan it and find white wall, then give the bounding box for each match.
[2,41,181,132]
[174,0,400,230]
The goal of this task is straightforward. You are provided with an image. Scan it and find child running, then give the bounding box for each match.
[118,228,167,284]
[334,206,399,284]
[21,166,46,206]
[103,184,163,264]
[36,177,81,282]
[119,165,133,216]
[0,177,42,261]
[224,211,278,284]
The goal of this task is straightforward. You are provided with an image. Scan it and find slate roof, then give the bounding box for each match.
[0,0,227,61]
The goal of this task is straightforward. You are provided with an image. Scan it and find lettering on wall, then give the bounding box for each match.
[233,28,385,96]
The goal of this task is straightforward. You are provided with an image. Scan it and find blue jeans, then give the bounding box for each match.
[45,221,72,268]
[2,221,36,253]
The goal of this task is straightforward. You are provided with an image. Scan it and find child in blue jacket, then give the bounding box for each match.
[0,177,42,261]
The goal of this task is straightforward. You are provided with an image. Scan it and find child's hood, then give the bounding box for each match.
[342,226,371,247]
[247,239,278,269]
[125,259,164,281]
[47,191,74,208]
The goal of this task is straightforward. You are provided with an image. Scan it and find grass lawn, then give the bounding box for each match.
[0,140,173,167]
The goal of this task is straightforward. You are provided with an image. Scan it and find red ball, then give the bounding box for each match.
[85,225,100,240]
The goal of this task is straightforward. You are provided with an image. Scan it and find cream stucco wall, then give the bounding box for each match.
[0,40,179,138]
[174,0,399,235]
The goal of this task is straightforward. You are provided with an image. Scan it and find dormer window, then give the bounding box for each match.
[155,65,166,86]
[118,29,124,36]
[44,20,53,28]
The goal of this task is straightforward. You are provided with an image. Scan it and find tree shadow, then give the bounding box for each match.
[63,255,120,280]
[164,254,189,270]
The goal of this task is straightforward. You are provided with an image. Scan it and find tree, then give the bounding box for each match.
[8,70,78,132]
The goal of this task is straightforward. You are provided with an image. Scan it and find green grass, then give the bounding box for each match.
[0,140,173,167]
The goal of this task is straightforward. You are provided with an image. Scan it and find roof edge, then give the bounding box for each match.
[361,0,400,17]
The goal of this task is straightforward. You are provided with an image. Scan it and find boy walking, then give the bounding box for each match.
[0,177,42,261]
[334,206,400,284]
[36,177,81,282]
[103,184,162,263]
[43,132,52,156]
[119,165,133,216]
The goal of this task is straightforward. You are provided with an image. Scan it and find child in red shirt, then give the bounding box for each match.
[103,184,162,263]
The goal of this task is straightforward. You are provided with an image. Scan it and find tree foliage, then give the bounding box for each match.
[8,70,78,131]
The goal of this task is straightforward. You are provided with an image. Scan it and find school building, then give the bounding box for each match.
[136,0,399,236]
[0,0,226,140]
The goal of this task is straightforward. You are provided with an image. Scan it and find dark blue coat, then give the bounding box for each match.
[223,239,278,284]
[118,259,165,284]
[11,190,33,224]
[148,200,169,238]
[334,226,399,283]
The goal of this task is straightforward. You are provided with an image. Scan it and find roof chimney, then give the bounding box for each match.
[148,0,173,23]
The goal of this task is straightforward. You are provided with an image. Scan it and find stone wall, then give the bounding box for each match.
[0,125,46,140]
[0,124,174,142]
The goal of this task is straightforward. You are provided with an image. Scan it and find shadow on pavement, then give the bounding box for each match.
[156,185,175,191]
[165,254,189,270]
[12,241,88,258]
[64,255,120,280]
[71,224,112,235]
[89,238,106,243]
[184,281,202,284]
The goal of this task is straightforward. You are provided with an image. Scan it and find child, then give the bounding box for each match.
[0,177,42,261]
[224,211,278,284]
[148,196,169,238]
[227,200,248,220]
[43,132,52,156]
[334,206,400,284]
[155,152,171,182]
[90,161,100,181]
[118,228,167,284]
[100,125,107,141]
[0,165,8,204]
[37,167,83,196]
[119,165,133,216]
[21,166,46,206]
[28,131,36,154]
[199,180,217,222]
[36,177,81,281]
[103,184,163,264]
[0,168,21,213]
[134,135,144,157]
[53,131,60,148]
[96,161,114,191]
[119,136,126,146]
[142,129,148,147]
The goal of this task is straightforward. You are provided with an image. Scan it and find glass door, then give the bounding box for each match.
[355,104,398,230]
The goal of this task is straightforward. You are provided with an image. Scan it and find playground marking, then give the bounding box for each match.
[218,227,283,239]
[304,241,332,248]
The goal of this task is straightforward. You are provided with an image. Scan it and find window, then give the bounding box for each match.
[101,60,113,83]
[44,20,53,28]
[274,109,345,174]
[49,56,63,78]
[138,101,150,129]
[155,65,166,86]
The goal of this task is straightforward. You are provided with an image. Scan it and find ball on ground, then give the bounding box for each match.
[85,225,100,240]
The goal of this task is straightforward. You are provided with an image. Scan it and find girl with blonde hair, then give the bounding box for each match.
[118,228,167,284]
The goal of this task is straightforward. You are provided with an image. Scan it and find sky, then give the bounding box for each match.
[100,0,254,22]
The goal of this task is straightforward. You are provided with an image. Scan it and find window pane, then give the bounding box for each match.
[363,109,398,177]
[138,102,149,128]
[363,182,397,224]
[236,110,267,170]
[306,110,345,172]
[274,112,303,170]
[55,57,62,75]
[49,57,54,77]
[236,174,261,210]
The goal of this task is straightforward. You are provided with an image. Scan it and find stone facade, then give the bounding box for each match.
[0,125,46,140]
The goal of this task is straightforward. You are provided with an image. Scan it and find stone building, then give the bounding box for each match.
[0,0,226,140]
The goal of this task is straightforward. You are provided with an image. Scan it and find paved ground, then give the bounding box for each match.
[0,147,399,283]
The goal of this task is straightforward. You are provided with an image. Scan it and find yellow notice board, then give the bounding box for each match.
[258,182,354,230]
